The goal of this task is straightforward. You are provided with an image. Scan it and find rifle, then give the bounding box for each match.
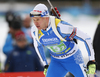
[47,0,61,19]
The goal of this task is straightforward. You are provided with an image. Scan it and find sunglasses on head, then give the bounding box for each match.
[30,10,49,17]
[30,13,42,17]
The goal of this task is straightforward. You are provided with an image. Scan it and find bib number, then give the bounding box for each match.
[47,42,66,53]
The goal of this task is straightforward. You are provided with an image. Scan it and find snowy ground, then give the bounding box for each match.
[0,14,100,70]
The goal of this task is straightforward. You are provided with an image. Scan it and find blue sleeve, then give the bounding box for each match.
[73,28,95,60]
[74,36,91,56]
[37,43,48,65]
[3,34,14,56]
[31,27,48,66]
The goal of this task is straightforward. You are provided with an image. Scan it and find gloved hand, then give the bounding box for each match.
[43,65,49,76]
[87,61,96,74]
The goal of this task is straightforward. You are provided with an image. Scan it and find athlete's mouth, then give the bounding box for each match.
[36,26,40,28]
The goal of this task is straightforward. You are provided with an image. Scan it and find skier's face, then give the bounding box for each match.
[32,17,49,30]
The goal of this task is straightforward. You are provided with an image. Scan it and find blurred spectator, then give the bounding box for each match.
[3,15,22,56]
[5,11,15,28]
[4,31,43,72]
[22,15,33,46]
[93,21,100,77]
[3,13,33,56]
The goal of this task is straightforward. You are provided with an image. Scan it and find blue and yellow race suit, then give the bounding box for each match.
[31,16,95,77]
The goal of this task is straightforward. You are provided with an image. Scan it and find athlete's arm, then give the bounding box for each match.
[74,28,95,61]
[58,22,95,60]
[31,26,48,66]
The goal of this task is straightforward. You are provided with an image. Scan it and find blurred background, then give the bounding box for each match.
[0,0,100,76]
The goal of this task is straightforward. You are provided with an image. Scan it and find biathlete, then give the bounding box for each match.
[30,3,96,77]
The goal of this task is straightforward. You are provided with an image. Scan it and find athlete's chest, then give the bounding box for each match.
[39,29,61,46]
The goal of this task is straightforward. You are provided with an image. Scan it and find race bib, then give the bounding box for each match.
[47,42,67,53]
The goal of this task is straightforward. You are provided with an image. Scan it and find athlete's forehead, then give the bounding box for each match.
[32,17,46,21]
[32,17,41,19]
[32,17,41,20]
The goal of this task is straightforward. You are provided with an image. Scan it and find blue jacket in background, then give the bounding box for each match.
[5,45,43,72]
[3,33,15,56]
[3,30,33,56]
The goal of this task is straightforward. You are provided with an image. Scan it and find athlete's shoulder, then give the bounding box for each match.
[57,20,74,34]
[55,18,72,26]
[58,20,72,27]
[60,20,72,26]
